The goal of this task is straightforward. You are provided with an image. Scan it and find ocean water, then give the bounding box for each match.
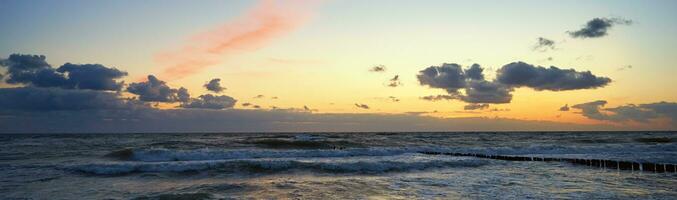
[1,132,676,199]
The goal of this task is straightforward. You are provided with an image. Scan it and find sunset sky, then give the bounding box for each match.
[1,0,676,132]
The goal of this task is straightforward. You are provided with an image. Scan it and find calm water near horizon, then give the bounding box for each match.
[1,131,676,199]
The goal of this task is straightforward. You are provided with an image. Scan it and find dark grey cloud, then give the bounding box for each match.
[0,54,66,88]
[533,37,556,52]
[177,87,190,102]
[369,65,386,72]
[355,103,370,109]
[0,54,127,91]
[465,64,484,80]
[559,104,570,111]
[387,75,402,87]
[496,62,611,91]
[572,100,677,125]
[418,63,512,104]
[464,103,489,110]
[417,63,467,93]
[419,62,610,105]
[568,17,632,38]
[204,78,225,93]
[572,100,608,120]
[127,75,185,102]
[0,87,144,111]
[181,94,237,110]
[641,102,677,123]
[56,63,127,91]
[460,80,513,104]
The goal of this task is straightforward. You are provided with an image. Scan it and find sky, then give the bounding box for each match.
[1,0,676,133]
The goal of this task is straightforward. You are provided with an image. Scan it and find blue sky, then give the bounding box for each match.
[1,0,676,132]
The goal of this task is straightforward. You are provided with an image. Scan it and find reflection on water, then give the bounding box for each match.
[0,132,675,199]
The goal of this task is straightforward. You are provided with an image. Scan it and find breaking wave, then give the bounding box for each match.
[107,141,677,163]
[107,147,444,162]
[71,154,487,175]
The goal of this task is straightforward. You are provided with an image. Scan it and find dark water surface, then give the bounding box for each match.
[1,132,675,199]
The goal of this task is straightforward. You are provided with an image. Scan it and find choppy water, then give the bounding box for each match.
[1,132,676,199]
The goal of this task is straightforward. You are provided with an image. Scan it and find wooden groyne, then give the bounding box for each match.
[419,151,677,173]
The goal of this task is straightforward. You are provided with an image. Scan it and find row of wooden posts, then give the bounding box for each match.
[419,151,676,173]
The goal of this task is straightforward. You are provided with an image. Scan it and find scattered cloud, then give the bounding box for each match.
[496,62,611,91]
[533,37,556,52]
[127,75,189,102]
[369,64,386,72]
[242,102,252,107]
[204,78,225,93]
[355,103,370,109]
[568,17,632,38]
[464,103,489,110]
[420,95,455,101]
[559,104,570,111]
[254,94,265,98]
[388,96,400,102]
[387,75,402,87]
[617,65,633,71]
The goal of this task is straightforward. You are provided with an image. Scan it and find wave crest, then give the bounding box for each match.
[70,154,487,175]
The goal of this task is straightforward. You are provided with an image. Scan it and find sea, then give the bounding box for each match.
[1,132,675,199]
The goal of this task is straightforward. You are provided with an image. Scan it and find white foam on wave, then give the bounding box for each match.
[127,147,449,162]
[71,153,488,175]
[123,142,677,163]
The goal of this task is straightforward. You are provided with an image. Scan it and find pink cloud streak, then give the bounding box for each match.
[154,0,319,80]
